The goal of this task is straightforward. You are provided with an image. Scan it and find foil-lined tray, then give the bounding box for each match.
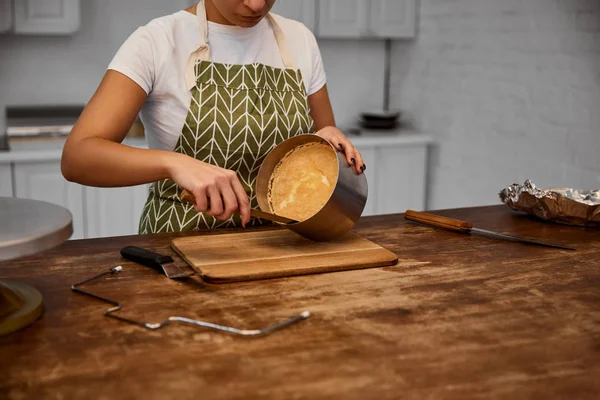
[499,179,600,227]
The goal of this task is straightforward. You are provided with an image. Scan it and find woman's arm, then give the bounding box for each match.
[61,70,251,225]
[308,85,365,174]
[61,70,172,187]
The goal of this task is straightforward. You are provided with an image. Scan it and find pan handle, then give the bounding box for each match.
[180,189,296,224]
[180,189,235,212]
[404,210,473,233]
[180,189,195,204]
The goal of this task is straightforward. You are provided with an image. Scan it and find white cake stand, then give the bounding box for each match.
[0,197,73,335]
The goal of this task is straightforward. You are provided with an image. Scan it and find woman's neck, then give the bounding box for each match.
[185,0,235,25]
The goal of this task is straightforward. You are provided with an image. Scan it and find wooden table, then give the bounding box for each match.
[1,205,599,399]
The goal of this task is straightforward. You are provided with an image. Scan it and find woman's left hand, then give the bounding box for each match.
[316,126,366,174]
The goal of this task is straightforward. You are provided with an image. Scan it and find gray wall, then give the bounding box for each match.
[391,0,600,209]
[0,1,189,126]
[0,0,386,133]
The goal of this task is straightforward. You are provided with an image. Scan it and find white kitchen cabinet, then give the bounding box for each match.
[10,158,152,240]
[353,133,431,216]
[0,0,13,33]
[85,184,151,239]
[0,163,12,196]
[317,0,368,38]
[369,0,417,38]
[354,147,376,216]
[1,134,431,239]
[13,0,80,35]
[270,0,316,32]
[375,145,427,214]
[317,0,416,39]
[13,161,85,239]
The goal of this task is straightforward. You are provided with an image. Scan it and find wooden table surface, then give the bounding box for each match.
[1,205,599,400]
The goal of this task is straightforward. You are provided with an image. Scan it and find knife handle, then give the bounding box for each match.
[120,246,173,274]
[404,210,473,233]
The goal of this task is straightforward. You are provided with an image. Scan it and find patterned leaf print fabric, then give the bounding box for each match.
[138,61,315,234]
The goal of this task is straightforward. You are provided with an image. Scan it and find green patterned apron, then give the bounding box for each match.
[138,0,315,234]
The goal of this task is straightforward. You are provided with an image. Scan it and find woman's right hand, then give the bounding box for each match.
[167,153,251,227]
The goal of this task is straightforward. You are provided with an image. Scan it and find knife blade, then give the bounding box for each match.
[180,189,297,225]
[120,246,195,279]
[404,210,575,251]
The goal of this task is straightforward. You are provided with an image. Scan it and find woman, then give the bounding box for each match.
[61,0,365,233]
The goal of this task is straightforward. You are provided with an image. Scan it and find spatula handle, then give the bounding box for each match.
[120,246,173,275]
[404,210,473,233]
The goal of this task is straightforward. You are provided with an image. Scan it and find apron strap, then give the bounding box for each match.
[185,0,296,90]
[185,1,211,91]
[265,13,296,70]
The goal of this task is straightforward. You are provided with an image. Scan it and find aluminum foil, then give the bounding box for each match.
[499,179,600,227]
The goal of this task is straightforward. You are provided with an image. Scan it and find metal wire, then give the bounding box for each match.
[71,266,310,336]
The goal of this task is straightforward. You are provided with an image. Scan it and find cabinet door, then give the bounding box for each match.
[317,0,368,38]
[0,163,12,197]
[13,0,80,35]
[369,0,416,38]
[13,161,85,240]
[85,185,150,239]
[375,145,427,215]
[353,146,376,216]
[0,0,13,33]
[270,0,316,32]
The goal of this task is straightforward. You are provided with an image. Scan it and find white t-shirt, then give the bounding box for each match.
[107,10,326,151]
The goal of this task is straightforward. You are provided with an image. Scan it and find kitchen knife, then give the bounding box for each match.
[404,210,575,251]
[180,189,297,225]
[120,246,195,279]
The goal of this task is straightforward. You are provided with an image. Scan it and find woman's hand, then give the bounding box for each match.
[167,153,251,226]
[315,126,366,174]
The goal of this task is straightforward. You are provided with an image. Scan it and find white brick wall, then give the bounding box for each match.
[391,0,600,210]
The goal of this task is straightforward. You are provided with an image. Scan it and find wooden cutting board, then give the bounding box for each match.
[171,229,398,283]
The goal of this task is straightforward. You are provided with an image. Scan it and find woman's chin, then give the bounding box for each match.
[236,16,264,27]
